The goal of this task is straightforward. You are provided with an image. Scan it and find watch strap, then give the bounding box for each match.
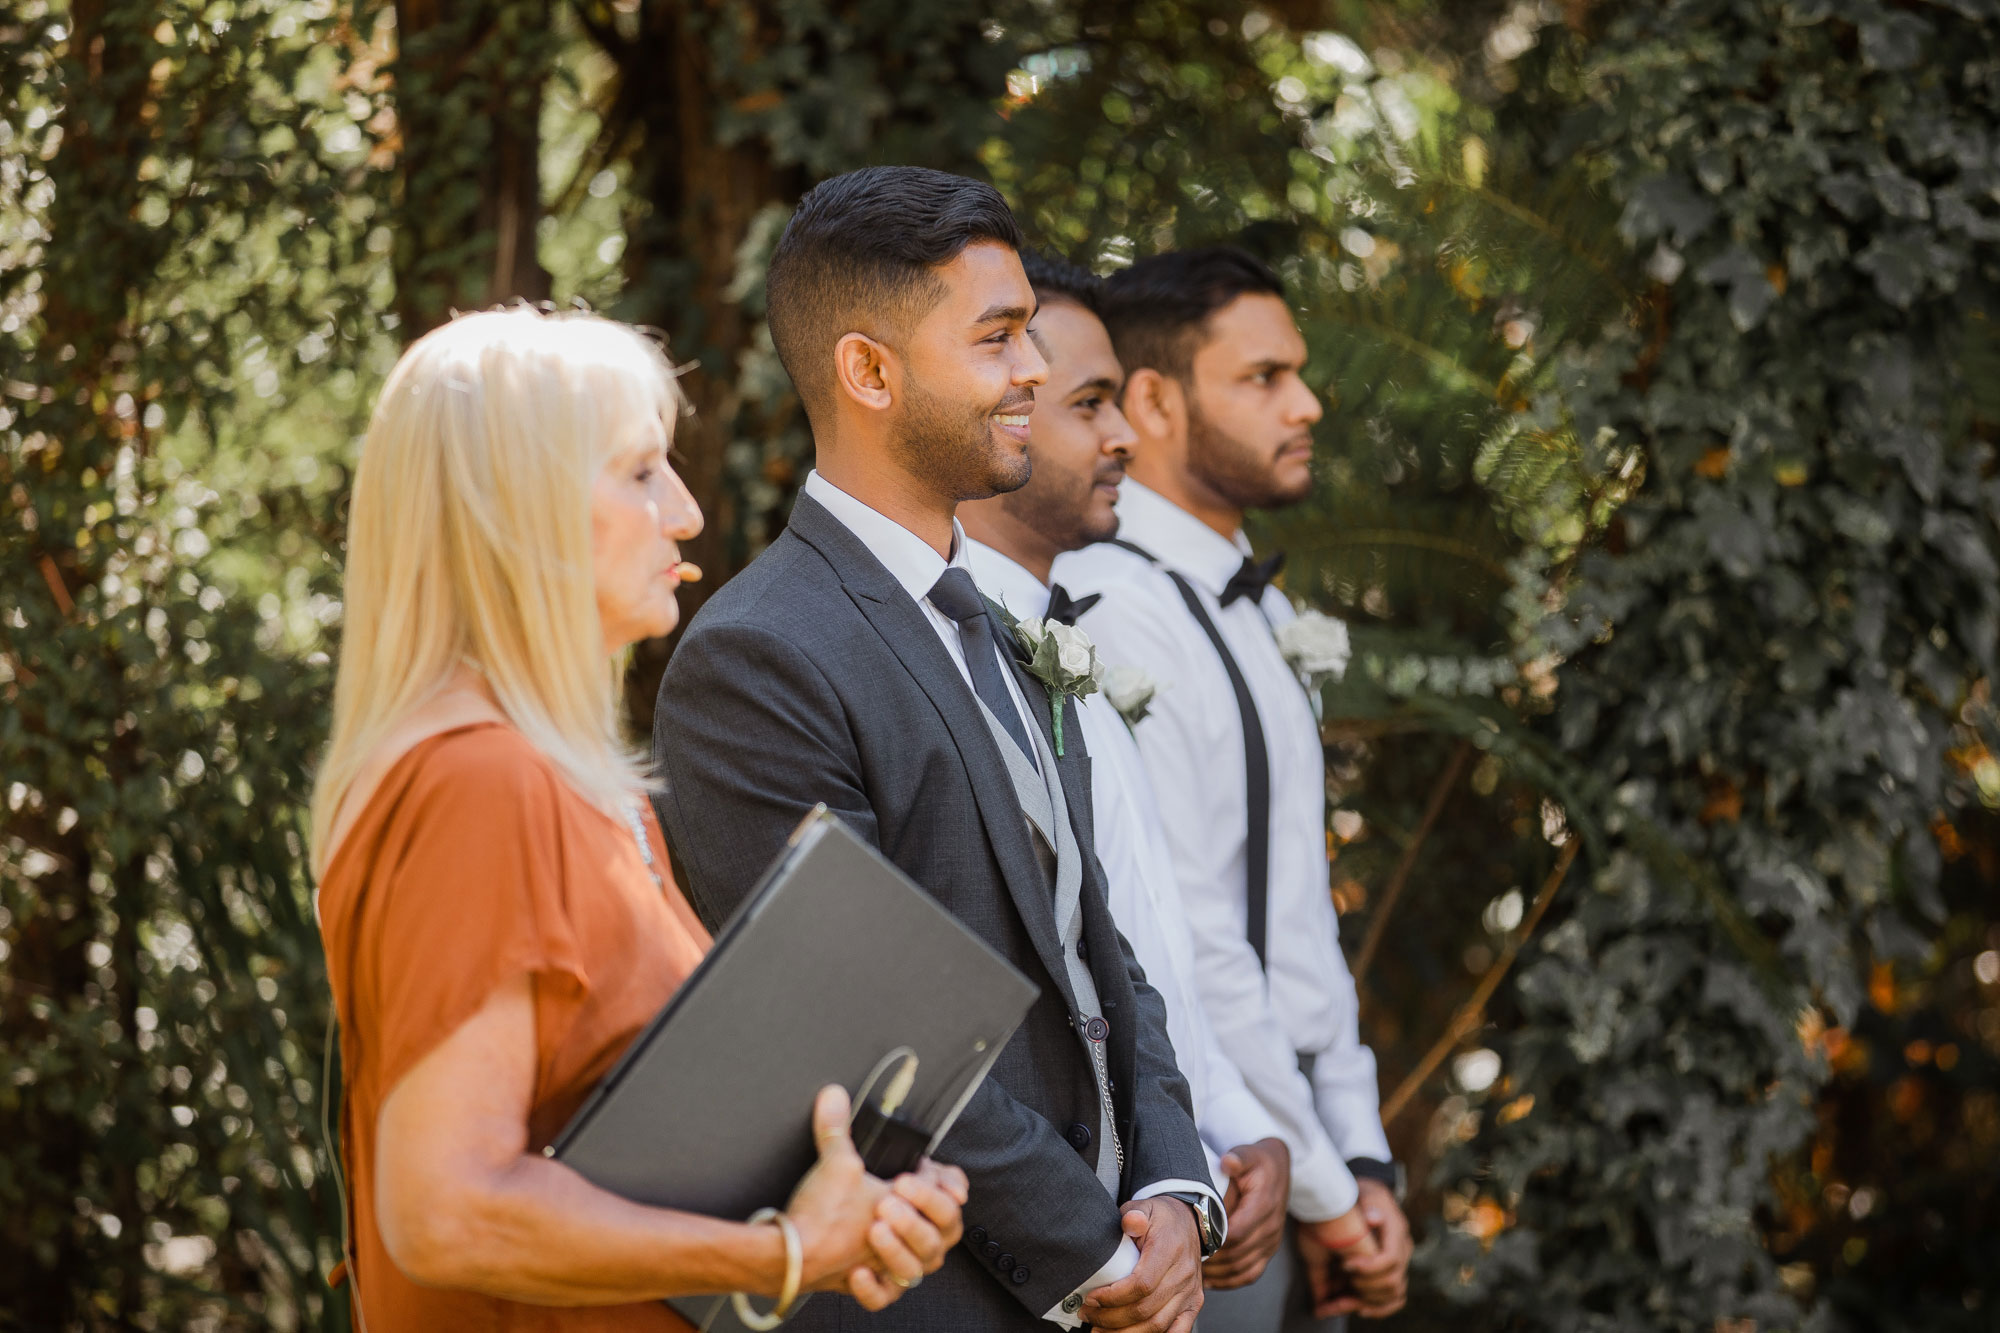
[1346,1157,1405,1203]
[1162,1190,1225,1259]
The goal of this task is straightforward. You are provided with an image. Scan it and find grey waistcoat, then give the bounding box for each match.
[974,694,1123,1195]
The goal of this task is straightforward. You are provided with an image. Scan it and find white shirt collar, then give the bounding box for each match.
[1111,479,1253,597]
[802,469,970,606]
[963,538,1053,622]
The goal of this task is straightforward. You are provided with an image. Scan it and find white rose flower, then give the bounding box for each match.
[1101,664,1161,726]
[1008,609,1101,755]
[1276,609,1352,679]
[1049,620,1096,678]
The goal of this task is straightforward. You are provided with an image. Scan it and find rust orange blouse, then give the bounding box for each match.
[317,722,711,1332]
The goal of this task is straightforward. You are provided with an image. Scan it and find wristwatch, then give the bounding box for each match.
[1346,1157,1407,1205]
[1163,1190,1226,1260]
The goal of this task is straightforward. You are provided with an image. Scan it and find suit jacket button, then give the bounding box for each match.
[1076,937,1089,960]
[984,1240,1001,1258]
[968,1226,987,1246]
[1067,1122,1093,1151]
[1012,1266,1031,1285]
[998,1252,1015,1270]
[1085,1016,1109,1042]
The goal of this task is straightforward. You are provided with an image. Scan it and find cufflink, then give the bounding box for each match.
[1061,1293,1083,1314]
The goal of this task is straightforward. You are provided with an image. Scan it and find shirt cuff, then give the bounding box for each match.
[1132,1177,1224,1219]
[1285,1138,1361,1223]
[1133,1177,1229,1250]
[1042,1235,1137,1327]
[1039,1180,1228,1326]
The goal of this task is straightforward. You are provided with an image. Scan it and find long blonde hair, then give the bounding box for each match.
[310,307,685,874]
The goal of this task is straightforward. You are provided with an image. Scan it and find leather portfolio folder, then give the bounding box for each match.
[548,806,1039,1328]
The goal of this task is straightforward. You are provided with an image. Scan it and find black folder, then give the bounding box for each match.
[548,806,1039,1327]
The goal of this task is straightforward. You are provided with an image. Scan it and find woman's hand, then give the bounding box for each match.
[784,1086,967,1309]
[373,988,950,1308]
[876,1157,968,1288]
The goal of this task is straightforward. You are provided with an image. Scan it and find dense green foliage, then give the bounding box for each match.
[3,1,1996,1330]
[1419,2,2000,1329]
[0,3,385,1326]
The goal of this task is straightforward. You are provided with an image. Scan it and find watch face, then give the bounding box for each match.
[1177,1195,1222,1257]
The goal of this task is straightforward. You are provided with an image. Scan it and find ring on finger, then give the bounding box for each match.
[891,1273,921,1291]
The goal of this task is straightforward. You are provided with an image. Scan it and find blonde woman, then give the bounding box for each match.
[311,307,965,1332]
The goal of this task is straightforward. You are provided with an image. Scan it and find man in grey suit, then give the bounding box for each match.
[654,167,1218,1333]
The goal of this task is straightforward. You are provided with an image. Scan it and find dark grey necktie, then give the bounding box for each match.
[927,568,1039,770]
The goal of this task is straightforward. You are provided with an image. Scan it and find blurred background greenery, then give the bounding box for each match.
[3,1,1997,1329]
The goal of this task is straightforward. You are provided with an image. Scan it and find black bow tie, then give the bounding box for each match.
[1044,583,1101,627]
[1220,552,1286,607]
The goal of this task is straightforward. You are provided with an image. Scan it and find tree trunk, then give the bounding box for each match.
[392,0,553,336]
[613,2,803,741]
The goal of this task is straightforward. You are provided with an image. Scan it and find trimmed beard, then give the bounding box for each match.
[1186,396,1313,511]
[892,375,1032,502]
[1000,454,1124,554]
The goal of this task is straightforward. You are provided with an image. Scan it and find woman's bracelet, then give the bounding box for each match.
[732,1207,803,1330]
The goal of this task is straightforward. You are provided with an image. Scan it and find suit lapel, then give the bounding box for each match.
[786,494,1074,1002]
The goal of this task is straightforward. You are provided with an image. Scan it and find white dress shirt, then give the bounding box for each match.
[967,539,1286,1190]
[802,474,1220,1323]
[1055,481,1393,1223]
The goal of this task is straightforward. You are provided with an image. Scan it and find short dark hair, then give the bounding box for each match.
[1100,246,1286,382]
[1019,249,1104,317]
[766,166,1025,419]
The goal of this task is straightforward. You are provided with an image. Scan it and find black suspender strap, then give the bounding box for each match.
[1110,538,1272,971]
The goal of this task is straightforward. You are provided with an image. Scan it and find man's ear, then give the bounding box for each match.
[834,331,897,413]
[1121,367,1185,443]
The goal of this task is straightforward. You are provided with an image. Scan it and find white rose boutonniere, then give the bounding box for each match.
[1009,614,1101,756]
[1275,608,1351,720]
[1100,663,1162,729]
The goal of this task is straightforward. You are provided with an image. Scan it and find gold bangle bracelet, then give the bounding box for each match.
[731,1208,802,1331]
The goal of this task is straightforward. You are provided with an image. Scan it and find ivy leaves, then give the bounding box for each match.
[1427,2,2000,1329]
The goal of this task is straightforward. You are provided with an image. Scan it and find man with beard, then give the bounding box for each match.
[1057,249,1412,1327]
[958,253,1301,1330]
[655,168,1214,1333]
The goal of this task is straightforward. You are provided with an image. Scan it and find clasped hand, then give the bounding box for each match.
[1202,1136,1290,1290]
[785,1085,968,1311]
[1079,1195,1204,1333]
[1298,1179,1411,1319]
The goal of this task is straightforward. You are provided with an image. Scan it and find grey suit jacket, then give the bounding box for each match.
[654,492,1209,1331]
